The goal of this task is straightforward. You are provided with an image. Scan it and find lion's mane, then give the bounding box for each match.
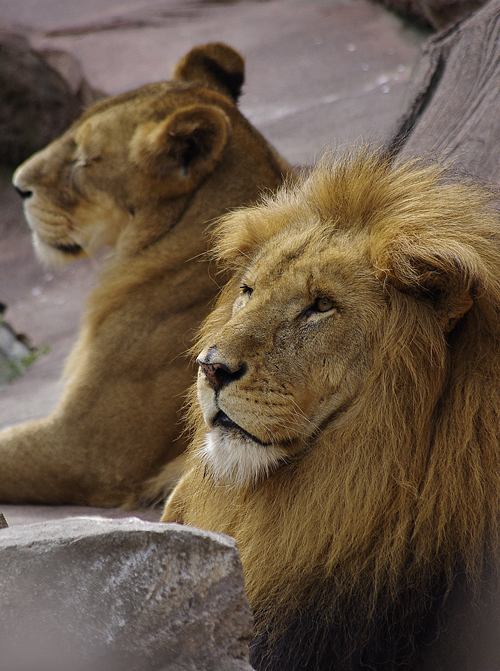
[163,150,500,670]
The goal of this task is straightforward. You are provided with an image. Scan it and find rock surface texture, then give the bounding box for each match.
[0,517,253,671]
[391,0,500,180]
[0,30,102,165]
[375,0,488,29]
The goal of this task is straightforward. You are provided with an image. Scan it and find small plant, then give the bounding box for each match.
[0,314,50,386]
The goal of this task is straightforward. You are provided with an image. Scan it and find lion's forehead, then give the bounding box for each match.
[246,228,374,300]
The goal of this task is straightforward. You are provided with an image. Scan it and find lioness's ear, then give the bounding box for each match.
[376,246,477,334]
[173,43,245,103]
[130,104,231,192]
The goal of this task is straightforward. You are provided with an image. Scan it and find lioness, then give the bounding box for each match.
[0,43,291,507]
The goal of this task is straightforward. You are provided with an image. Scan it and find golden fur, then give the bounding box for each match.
[0,43,291,507]
[163,150,500,670]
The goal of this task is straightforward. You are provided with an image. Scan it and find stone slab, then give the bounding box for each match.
[0,502,162,527]
[392,0,500,185]
[0,517,253,671]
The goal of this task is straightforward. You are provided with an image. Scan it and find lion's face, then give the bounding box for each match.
[12,82,232,266]
[196,225,386,485]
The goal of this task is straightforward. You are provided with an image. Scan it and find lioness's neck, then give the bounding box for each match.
[113,194,196,259]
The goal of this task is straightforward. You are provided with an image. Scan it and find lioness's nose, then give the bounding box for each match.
[197,358,246,392]
[14,185,32,199]
[13,168,33,199]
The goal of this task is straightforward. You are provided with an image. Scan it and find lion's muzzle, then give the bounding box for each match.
[197,357,246,392]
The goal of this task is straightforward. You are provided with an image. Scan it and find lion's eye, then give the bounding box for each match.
[241,284,253,298]
[315,297,335,312]
[303,296,337,319]
[233,284,253,316]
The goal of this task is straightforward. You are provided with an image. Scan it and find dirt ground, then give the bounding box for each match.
[0,0,429,525]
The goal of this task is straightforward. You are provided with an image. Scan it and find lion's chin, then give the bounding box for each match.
[197,429,289,488]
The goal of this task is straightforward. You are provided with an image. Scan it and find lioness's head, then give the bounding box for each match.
[12,43,250,266]
[195,150,499,487]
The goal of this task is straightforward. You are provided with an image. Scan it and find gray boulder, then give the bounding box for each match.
[390,0,500,185]
[0,31,103,165]
[0,517,254,670]
[374,0,488,29]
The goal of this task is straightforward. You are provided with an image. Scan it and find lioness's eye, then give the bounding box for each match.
[241,284,253,298]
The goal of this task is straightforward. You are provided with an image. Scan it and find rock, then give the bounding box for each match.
[0,517,254,671]
[374,0,433,25]
[420,0,487,29]
[0,31,103,166]
[39,47,106,108]
[0,512,7,528]
[374,0,488,29]
[390,0,500,183]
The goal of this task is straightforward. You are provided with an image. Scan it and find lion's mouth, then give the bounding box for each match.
[213,410,271,447]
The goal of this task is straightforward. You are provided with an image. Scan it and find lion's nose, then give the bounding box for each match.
[197,359,246,392]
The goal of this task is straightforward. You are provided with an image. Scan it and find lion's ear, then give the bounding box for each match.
[376,246,476,334]
[173,43,245,103]
[130,104,231,192]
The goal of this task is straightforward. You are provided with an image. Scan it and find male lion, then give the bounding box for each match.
[163,150,500,670]
[0,42,291,507]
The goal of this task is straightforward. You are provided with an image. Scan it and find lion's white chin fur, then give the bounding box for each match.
[197,429,289,487]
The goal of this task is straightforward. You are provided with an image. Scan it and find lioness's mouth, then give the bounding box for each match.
[53,242,83,255]
[213,410,271,447]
